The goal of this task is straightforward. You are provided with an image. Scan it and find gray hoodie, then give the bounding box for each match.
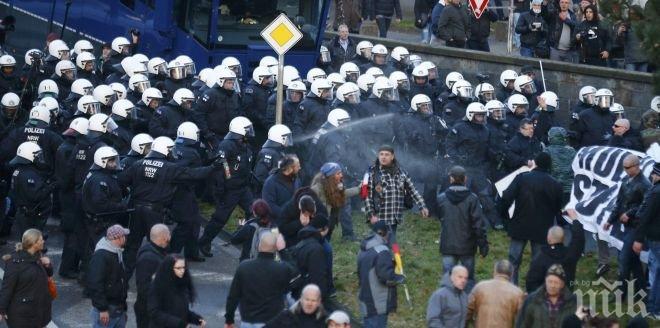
[426,279,467,328]
[95,237,124,265]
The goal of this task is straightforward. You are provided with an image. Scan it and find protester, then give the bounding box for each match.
[466,260,525,328]
[467,6,498,52]
[262,155,302,221]
[0,229,53,328]
[134,224,170,328]
[515,0,548,58]
[294,216,331,302]
[436,166,489,289]
[86,224,130,328]
[310,162,359,240]
[225,231,295,327]
[365,145,429,244]
[525,222,585,293]
[265,284,327,328]
[500,152,564,285]
[357,221,404,328]
[516,264,577,327]
[230,199,277,262]
[545,127,577,204]
[325,24,357,72]
[436,0,470,48]
[278,188,328,249]
[608,118,643,151]
[426,265,468,328]
[363,0,402,38]
[575,5,610,66]
[545,0,577,62]
[505,118,543,172]
[148,255,206,327]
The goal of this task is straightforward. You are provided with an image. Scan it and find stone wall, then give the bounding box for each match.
[325,32,655,125]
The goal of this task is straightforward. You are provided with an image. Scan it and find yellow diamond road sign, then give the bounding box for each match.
[261,13,303,55]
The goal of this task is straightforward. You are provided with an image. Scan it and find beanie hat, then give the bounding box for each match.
[371,220,389,234]
[320,162,342,177]
[546,263,566,282]
[106,224,130,240]
[378,144,395,154]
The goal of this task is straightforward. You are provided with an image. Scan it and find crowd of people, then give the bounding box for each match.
[0,17,655,327]
[329,0,652,72]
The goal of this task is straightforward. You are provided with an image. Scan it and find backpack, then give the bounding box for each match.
[248,222,272,260]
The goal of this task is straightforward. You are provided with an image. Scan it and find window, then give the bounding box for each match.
[213,0,325,50]
[174,0,212,45]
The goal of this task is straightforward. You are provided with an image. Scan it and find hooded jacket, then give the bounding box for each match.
[436,185,488,256]
[426,279,468,328]
[86,237,128,311]
[357,233,402,317]
[294,226,328,299]
[515,9,548,48]
[545,129,576,194]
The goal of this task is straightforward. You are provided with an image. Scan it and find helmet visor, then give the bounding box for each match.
[480,91,494,101]
[170,66,186,80]
[320,50,331,63]
[513,103,529,114]
[135,80,151,93]
[490,108,506,121]
[345,72,359,83]
[597,96,612,108]
[417,102,433,116]
[458,86,473,98]
[344,91,361,104]
[83,86,94,96]
[282,133,293,147]
[521,82,537,95]
[244,124,255,137]
[428,67,438,80]
[63,69,77,81]
[397,80,410,92]
[380,88,399,101]
[360,48,372,59]
[85,102,101,115]
[185,63,196,76]
[286,89,304,102]
[229,64,242,78]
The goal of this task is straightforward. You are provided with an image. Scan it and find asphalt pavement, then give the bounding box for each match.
[0,218,242,328]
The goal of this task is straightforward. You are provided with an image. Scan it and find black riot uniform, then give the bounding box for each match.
[294,94,331,137]
[504,111,527,140]
[110,116,133,155]
[410,82,436,101]
[0,119,63,173]
[350,53,371,69]
[170,138,206,260]
[571,105,614,148]
[330,97,361,120]
[198,134,254,256]
[163,79,191,101]
[253,140,287,195]
[148,101,192,139]
[55,132,83,278]
[0,68,20,96]
[77,69,101,86]
[120,148,144,169]
[487,117,512,181]
[441,95,471,128]
[265,93,299,128]
[358,95,398,150]
[193,85,241,148]
[242,80,272,147]
[81,163,127,242]
[101,53,128,79]
[131,103,154,135]
[496,85,515,102]
[9,158,56,236]
[118,149,217,275]
[52,74,73,103]
[530,109,557,144]
[62,92,84,116]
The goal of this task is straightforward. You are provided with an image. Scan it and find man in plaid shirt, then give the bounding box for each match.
[365,145,429,243]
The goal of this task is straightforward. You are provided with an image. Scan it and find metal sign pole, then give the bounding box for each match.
[276,54,285,125]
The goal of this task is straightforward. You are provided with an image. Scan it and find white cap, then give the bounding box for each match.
[326,311,350,324]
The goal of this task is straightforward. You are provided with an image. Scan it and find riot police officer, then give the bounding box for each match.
[356,74,376,103]
[149,88,195,138]
[339,62,360,84]
[198,117,255,257]
[242,66,274,146]
[253,124,293,194]
[121,133,153,169]
[63,78,93,115]
[331,81,362,120]
[389,71,411,114]
[474,82,496,105]
[9,142,56,235]
[126,73,150,105]
[146,57,168,88]
[442,79,474,127]
[513,74,539,109]
[102,36,132,78]
[82,146,127,243]
[52,60,77,102]
[530,91,559,144]
[305,108,351,181]
[397,94,447,216]
[110,99,135,154]
[132,87,163,134]
[359,44,394,76]
[572,88,616,148]
[43,39,70,77]
[505,94,530,139]
[266,80,305,128]
[194,67,241,148]
[56,117,89,279]
[163,59,191,100]
[0,92,27,133]
[0,54,20,95]
[0,106,63,172]
[351,40,373,69]
[294,78,333,136]
[119,136,220,273]
[93,84,118,115]
[75,51,100,86]
[359,77,399,149]
[409,66,435,101]
[497,69,518,102]
[572,86,596,120]
[485,100,510,181]
[170,122,206,262]
[389,46,410,73]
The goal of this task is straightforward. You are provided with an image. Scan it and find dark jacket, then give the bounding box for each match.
[505,132,543,171]
[437,4,470,42]
[230,219,274,262]
[515,10,548,48]
[516,285,577,328]
[469,9,499,41]
[607,130,643,152]
[253,141,287,189]
[357,233,402,316]
[607,173,652,229]
[0,250,52,328]
[193,86,240,140]
[265,302,327,328]
[135,241,168,299]
[326,36,357,72]
[294,227,329,299]
[364,0,402,19]
[277,189,328,247]
[436,185,488,256]
[575,19,610,61]
[500,168,563,243]
[86,238,129,312]
[572,106,614,148]
[262,171,302,221]
[446,120,492,171]
[147,282,202,328]
[634,181,660,243]
[149,102,191,139]
[544,7,576,50]
[225,252,297,324]
[525,221,585,293]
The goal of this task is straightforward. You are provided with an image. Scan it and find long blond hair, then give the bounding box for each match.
[16,228,43,252]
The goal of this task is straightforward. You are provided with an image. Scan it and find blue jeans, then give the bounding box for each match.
[648,241,660,314]
[520,46,534,58]
[513,13,521,47]
[339,202,355,238]
[240,323,265,328]
[625,62,648,73]
[322,239,335,294]
[618,229,645,295]
[91,308,127,328]
[364,314,388,328]
[442,255,476,292]
[421,22,431,43]
[509,239,543,285]
[376,16,392,38]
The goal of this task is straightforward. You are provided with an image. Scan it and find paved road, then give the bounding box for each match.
[0,218,241,328]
